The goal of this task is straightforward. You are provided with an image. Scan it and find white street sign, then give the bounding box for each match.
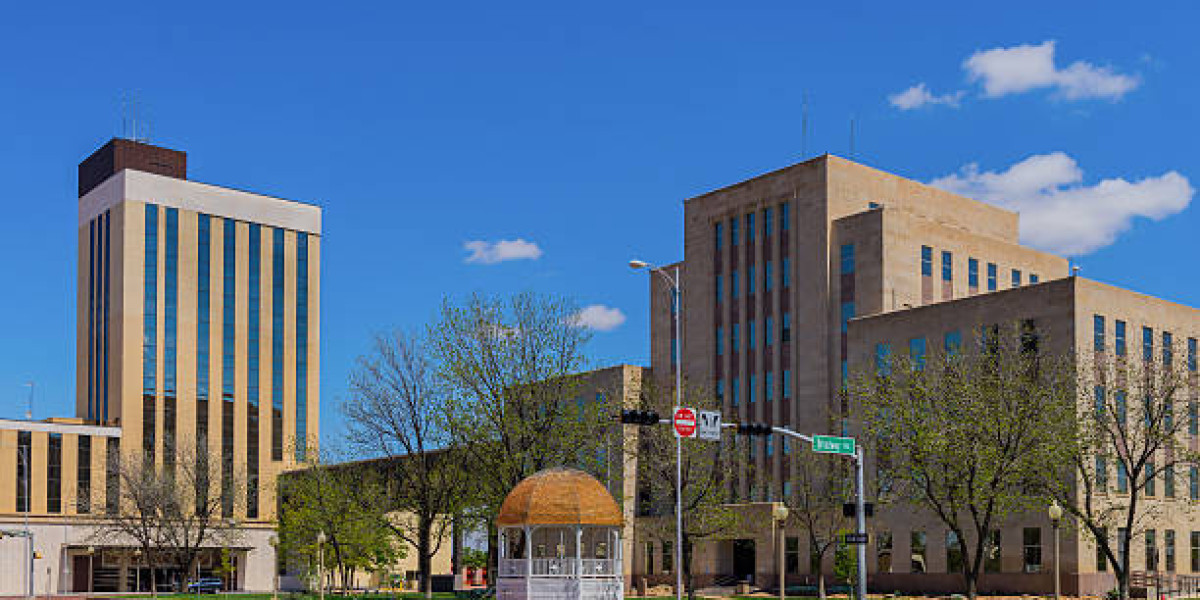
[696,410,722,441]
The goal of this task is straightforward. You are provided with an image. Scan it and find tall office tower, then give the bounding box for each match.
[649,154,1067,501]
[76,138,321,522]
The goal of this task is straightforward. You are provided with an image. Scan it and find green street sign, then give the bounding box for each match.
[812,435,856,455]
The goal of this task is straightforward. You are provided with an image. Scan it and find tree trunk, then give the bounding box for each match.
[487,524,499,587]
[683,538,695,600]
[419,520,434,599]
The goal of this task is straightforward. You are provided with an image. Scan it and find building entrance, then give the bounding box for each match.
[733,539,755,584]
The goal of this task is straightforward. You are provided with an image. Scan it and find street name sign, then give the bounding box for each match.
[842,533,869,545]
[812,435,856,455]
[695,410,722,441]
[673,407,697,438]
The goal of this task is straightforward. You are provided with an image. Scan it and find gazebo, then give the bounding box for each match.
[496,468,624,600]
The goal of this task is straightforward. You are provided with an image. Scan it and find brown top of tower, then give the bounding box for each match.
[78,138,187,197]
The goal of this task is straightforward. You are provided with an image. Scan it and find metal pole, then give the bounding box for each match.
[855,447,867,600]
[1054,522,1061,600]
[25,382,34,600]
[779,521,786,600]
[673,264,684,600]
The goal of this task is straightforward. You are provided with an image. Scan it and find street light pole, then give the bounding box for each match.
[630,259,684,600]
[1049,501,1063,600]
[23,381,34,600]
[772,503,789,600]
[316,530,327,600]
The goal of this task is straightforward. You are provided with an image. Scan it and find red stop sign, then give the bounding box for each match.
[673,407,697,438]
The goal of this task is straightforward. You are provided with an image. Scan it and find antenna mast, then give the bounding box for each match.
[849,116,856,160]
[801,93,809,159]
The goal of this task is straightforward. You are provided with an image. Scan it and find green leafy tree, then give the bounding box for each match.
[850,324,1076,600]
[277,453,401,593]
[833,529,858,592]
[1046,339,1200,600]
[429,292,608,580]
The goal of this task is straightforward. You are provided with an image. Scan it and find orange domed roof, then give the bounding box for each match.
[496,468,624,527]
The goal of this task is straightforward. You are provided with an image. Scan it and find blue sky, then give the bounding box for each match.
[2,1,1198,441]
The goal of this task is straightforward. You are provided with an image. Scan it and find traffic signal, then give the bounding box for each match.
[620,409,660,426]
[736,422,772,436]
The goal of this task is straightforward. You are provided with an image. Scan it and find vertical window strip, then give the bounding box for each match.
[87,219,96,421]
[143,204,158,464]
[105,438,119,515]
[247,224,261,518]
[164,208,178,472]
[197,215,211,464]
[16,431,31,512]
[77,436,91,514]
[296,233,309,462]
[103,211,111,422]
[48,433,62,513]
[271,229,285,461]
[221,218,237,517]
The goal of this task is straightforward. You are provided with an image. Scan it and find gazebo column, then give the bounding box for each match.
[525,526,533,599]
[576,526,584,582]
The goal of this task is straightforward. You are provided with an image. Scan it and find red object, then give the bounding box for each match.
[673,408,696,437]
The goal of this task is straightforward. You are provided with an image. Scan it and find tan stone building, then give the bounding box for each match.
[0,138,321,594]
[644,154,1199,594]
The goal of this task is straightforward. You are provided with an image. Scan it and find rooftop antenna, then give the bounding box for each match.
[120,91,152,143]
[849,116,856,160]
[801,93,809,159]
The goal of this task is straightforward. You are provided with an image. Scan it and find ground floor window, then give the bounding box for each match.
[984,530,1001,573]
[1097,528,1108,571]
[786,537,800,574]
[644,542,654,574]
[1165,530,1176,572]
[1146,530,1158,572]
[1190,532,1199,572]
[946,531,964,573]
[1023,527,1042,573]
[661,541,673,574]
[911,531,927,574]
[875,532,892,574]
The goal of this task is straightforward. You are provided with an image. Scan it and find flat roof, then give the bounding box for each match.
[0,418,122,437]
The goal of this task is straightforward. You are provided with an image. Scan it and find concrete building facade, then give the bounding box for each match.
[645,154,1198,594]
[0,139,321,594]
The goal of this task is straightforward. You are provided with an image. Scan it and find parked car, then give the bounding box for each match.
[186,578,224,594]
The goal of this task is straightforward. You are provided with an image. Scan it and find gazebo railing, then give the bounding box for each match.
[498,558,620,578]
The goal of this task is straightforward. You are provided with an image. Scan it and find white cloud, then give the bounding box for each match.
[463,239,543,264]
[572,304,626,332]
[930,152,1193,256]
[888,83,964,110]
[963,41,1139,100]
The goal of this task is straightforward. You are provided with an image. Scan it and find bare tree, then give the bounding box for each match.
[632,380,752,599]
[92,441,242,594]
[1048,339,1200,600]
[429,291,605,581]
[343,330,472,598]
[785,451,852,599]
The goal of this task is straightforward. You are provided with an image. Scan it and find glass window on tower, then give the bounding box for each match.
[921,246,932,276]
